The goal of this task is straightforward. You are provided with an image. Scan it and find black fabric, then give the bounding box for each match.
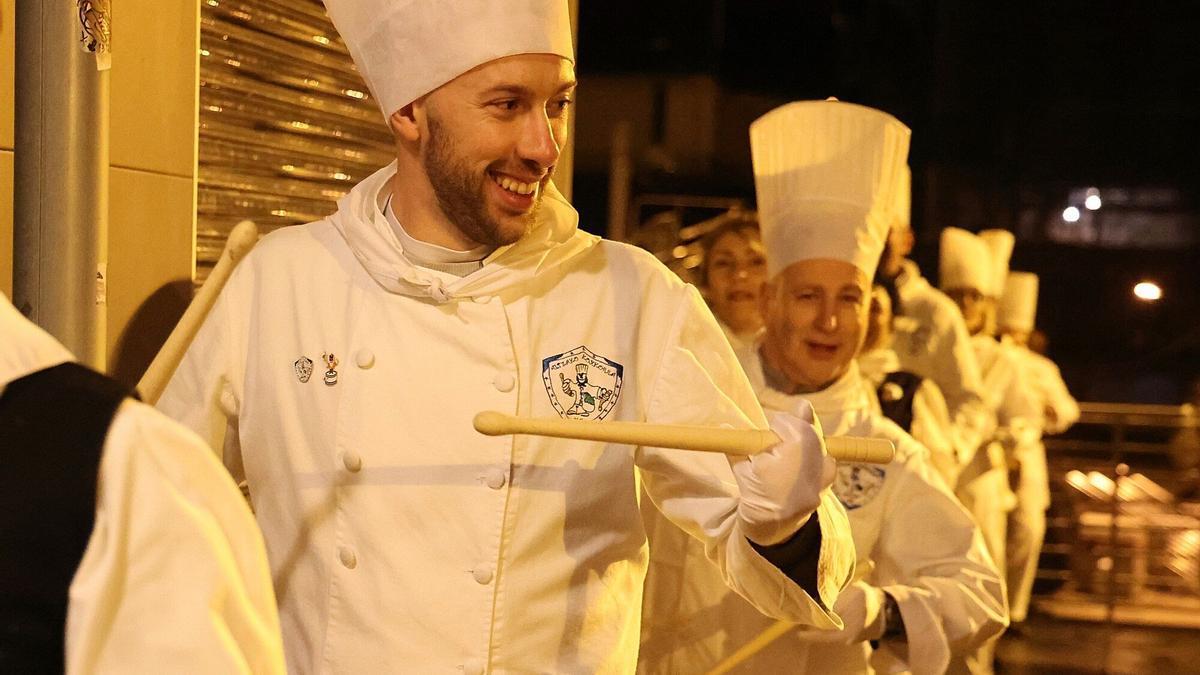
[877,371,924,433]
[0,363,132,673]
[749,511,826,608]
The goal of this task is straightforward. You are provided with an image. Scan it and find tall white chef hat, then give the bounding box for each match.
[999,271,1039,332]
[322,0,575,120]
[978,229,1015,298]
[939,227,992,293]
[750,100,911,279]
[889,164,912,230]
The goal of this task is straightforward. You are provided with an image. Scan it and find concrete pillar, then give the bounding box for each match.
[14,0,110,367]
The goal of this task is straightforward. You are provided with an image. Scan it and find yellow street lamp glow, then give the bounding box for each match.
[1133,281,1162,302]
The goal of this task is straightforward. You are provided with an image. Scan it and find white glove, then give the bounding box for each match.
[732,400,837,546]
[805,580,887,644]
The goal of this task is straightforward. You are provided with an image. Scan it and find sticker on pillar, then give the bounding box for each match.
[541,346,623,421]
[833,465,887,510]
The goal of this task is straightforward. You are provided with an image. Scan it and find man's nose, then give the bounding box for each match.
[518,110,561,169]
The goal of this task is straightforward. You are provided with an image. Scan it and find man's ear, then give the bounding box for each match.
[389,102,422,143]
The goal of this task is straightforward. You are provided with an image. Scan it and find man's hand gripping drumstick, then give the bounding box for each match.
[137,220,259,405]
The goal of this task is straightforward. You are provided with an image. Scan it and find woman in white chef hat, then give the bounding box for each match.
[639,100,1006,675]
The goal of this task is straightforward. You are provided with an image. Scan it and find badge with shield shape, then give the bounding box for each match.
[294,356,314,383]
[541,346,624,420]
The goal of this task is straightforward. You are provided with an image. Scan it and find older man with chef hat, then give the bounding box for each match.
[157,1,855,672]
[639,100,1006,675]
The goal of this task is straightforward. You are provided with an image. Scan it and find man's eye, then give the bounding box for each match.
[492,100,520,112]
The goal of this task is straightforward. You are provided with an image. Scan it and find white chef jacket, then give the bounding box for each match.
[1009,342,1080,435]
[639,355,1006,675]
[890,260,995,465]
[0,294,285,674]
[158,163,853,674]
[858,347,959,487]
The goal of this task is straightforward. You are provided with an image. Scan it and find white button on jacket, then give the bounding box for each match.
[484,467,506,490]
[355,349,375,369]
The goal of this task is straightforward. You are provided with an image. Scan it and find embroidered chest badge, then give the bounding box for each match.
[541,346,624,420]
[834,464,887,510]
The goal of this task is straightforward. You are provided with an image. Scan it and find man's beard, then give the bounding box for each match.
[423,114,545,247]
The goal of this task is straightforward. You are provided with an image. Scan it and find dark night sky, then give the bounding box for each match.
[575,1,1200,403]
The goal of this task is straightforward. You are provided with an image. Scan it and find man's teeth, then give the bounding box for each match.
[493,174,537,196]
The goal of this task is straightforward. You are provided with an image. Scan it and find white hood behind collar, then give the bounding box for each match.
[1,294,74,395]
[329,162,600,302]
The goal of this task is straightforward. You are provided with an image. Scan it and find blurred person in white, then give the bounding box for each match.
[996,271,1079,624]
[859,284,959,487]
[639,100,1006,675]
[156,1,856,672]
[696,212,769,352]
[875,167,995,478]
[0,294,284,674]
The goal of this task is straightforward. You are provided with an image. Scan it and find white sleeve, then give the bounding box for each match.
[910,379,960,488]
[928,301,996,468]
[66,401,285,674]
[871,449,1008,673]
[1035,356,1080,434]
[636,285,853,629]
[157,264,249,482]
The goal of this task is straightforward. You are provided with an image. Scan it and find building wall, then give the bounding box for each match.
[1,0,15,297]
[105,0,199,374]
[0,0,196,374]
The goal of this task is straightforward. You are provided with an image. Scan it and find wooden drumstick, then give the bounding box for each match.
[473,411,894,464]
[137,220,259,404]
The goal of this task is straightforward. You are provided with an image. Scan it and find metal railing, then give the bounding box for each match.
[1038,402,1200,629]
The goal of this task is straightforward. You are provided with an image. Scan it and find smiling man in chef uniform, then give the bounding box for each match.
[157,1,856,672]
[639,100,1006,675]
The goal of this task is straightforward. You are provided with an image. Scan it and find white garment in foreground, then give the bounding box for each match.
[0,294,285,675]
[640,357,1006,675]
[66,400,286,674]
[158,163,853,674]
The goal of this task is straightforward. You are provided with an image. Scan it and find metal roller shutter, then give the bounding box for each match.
[197,0,391,281]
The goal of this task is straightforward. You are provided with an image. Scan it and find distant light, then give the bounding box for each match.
[1062,206,1081,222]
[1085,194,1102,210]
[672,245,688,259]
[1134,281,1162,302]
[313,35,332,45]
[343,89,367,100]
